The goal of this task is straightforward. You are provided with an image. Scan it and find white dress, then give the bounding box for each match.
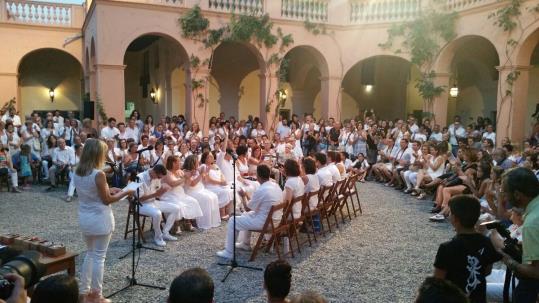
[184,171,221,229]
[159,179,203,220]
[75,169,114,236]
[237,158,259,196]
[427,156,445,179]
[305,174,320,210]
[284,176,305,219]
[202,164,233,208]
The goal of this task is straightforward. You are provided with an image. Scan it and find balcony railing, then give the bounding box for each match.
[1,0,84,28]
[445,0,492,11]
[281,0,329,22]
[208,0,264,14]
[350,0,421,24]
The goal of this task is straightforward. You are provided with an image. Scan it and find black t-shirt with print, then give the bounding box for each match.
[434,233,502,303]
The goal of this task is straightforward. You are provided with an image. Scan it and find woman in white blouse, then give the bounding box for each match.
[301,157,320,210]
[74,139,133,303]
[283,159,305,219]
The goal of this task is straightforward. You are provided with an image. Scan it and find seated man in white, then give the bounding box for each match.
[137,164,180,247]
[314,152,334,187]
[216,164,282,260]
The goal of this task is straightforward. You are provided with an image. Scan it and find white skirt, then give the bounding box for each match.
[185,186,221,229]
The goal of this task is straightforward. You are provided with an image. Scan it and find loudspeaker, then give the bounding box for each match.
[84,101,95,120]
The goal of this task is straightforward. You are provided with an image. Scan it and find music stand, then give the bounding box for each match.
[218,155,262,282]
[107,159,165,298]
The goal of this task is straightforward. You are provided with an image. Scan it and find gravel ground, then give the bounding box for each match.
[0,182,453,302]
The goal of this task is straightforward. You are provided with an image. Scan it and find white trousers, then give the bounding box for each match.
[139,201,180,240]
[41,160,49,179]
[224,215,264,254]
[79,233,111,295]
[8,169,18,188]
[403,170,418,190]
[67,171,75,197]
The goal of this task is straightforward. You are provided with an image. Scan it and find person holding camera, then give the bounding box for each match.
[499,167,539,302]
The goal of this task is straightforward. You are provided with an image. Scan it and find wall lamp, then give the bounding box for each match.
[49,88,55,102]
[150,88,157,104]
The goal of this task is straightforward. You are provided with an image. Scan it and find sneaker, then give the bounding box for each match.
[235,242,252,251]
[429,214,446,222]
[216,250,233,260]
[162,233,178,241]
[65,196,72,202]
[154,238,166,247]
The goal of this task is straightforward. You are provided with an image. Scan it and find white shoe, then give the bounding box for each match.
[154,238,166,247]
[429,213,446,222]
[163,233,178,241]
[235,242,252,251]
[216,250,233,259]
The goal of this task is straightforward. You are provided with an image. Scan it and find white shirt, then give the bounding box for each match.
[216,151,234,184]
[100,126,120,140]
[1,114,21,127]
[316,166,333,187]
[482,132,496,145]
[137,170,161,204]
[327,163,341,182]
[125,126,140,143]
[52,146,76,166]
[277,125,291,138]
[429,132,443,142]
[284,176,305,218]
[243,180,283,223]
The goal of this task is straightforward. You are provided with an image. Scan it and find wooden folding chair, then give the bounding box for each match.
[346,173,363,215]
[123,199,149,243]
[336,176,354,223]
[301,189,320,244]
[248,202,291,262]
[287,195,307,254]
[325,179,347,228]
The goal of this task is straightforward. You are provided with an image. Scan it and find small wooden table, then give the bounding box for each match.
[40,251,79,277]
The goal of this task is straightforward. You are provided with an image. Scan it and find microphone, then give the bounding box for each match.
[226,148,238,160]
[137,145,154,153]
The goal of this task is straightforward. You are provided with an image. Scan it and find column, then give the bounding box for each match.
[0,72,18,111]
[186,67,211,135]
[259,71,279,132]
[291,90,305,116]
[431,72,451,128]
[95,64,125,123]
[496,65,531,147]
[320,76,342,121]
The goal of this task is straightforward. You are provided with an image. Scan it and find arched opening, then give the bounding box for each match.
[446,37,499,126]
[523,28,539,134]
[123,34,189,121]
[341,56,423,121]
[18,48,84,117]
[280,45,329,120]
[210,41,264,120]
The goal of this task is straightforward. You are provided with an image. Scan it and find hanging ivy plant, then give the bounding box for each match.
[178,6,294,131]
[379,10,457,115]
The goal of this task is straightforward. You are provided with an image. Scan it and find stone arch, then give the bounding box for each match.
[516,22,539,66]
[279,45,330,118]
[210,41,267,119]
[434,35,502,73]
[18,48,84,117]
[342,55,422,120]
[123,33,191,120]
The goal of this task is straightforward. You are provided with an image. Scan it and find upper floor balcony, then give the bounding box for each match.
[0,0,502,30]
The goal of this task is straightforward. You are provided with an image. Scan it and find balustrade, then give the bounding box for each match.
[281,0,329,22]
[445,0,492,11]
[208,0,264,14]
[350,0,421,23]
[4,0,72,26]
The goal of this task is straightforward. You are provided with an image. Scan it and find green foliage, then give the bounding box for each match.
[1,97,17,113]
[226,13,278,48]
[504,70,521,97]
[379,10,457,67]
[304,20,327,36]
[94,95,108,122]
[278,57,290,83]
[415,71,445,102]
[488,0,522,32]
[179,5,209,39]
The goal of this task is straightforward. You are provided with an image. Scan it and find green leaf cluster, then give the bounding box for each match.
[379,10,457,67]
[415,71,445,102]
[488,0,521,32]
[179,5,209,39]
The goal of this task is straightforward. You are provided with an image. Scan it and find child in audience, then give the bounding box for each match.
[433,195,501,303]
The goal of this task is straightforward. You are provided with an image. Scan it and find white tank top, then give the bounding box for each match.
[75,169,115,235]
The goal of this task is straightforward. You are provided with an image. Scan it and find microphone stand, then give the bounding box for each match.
[107,154,165,298]
[218,155,262,282]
